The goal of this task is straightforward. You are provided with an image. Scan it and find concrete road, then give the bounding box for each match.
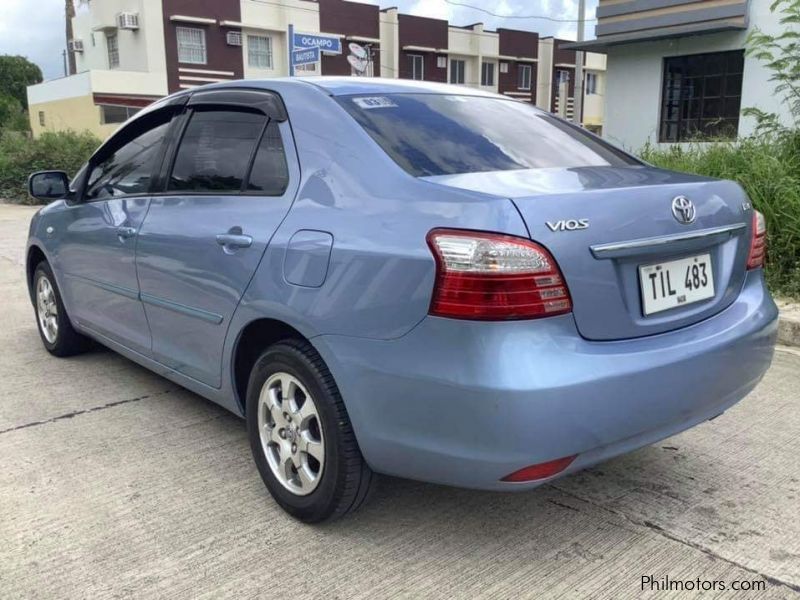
[1,204,799,599]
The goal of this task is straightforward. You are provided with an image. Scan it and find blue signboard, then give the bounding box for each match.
[292,47,320,66]
[288,24,341,76]
[293,32,342,54]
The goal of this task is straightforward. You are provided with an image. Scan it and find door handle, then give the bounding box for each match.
[117,226,137,239]
[216,233,253,250]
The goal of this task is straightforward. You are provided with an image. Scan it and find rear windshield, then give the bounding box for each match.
[336,94,639,177]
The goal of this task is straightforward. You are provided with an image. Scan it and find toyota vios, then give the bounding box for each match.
[26,78,778,522]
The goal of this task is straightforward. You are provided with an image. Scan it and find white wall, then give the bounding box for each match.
[379,8,399,79]
[27,71,92,105]
[240,0,319,77]
[71,0,166,93]
[603,0,792,150]
[27,69,168,106]
[447,25,499,91]
[536,38,553,111]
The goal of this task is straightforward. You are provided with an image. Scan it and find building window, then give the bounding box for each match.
[660,50,743,143]
[176,26,207,65]
[409,54,424,80]
[518,64,531,90]
[481,62,495,87]
[248,35,273,69]
[585,72,598,95]
[38,111,45,126]
[437,56,447,69]
[106,33,119,69]
[100,105,140,124]
[450,59,465,84]
[499,62,509,74]
[556,69,570,87]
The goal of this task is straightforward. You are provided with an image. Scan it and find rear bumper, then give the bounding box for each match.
[315,271,778,491]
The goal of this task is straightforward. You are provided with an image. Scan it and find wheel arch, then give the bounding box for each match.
[26,244,48,305]
[231,317,313,415]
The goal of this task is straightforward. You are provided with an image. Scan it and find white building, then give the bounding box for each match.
[565,0,795,150]
[29,0,607,139]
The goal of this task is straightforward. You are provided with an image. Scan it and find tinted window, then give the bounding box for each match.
[247,121,289,195]
[169,109,266,192]
[337,94,639,177]
[85,120,170,201]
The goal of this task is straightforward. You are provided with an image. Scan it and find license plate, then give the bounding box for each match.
[639,254,715,316]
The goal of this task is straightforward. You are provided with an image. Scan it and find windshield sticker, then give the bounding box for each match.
[352,96,398,109]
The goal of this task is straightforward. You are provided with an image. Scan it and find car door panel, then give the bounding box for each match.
[136,100,298,388]
[53,107,179,355]
[58,198,151,354]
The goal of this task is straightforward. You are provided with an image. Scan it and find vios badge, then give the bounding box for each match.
[546,219,589,232]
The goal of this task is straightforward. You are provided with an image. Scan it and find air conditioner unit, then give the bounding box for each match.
[68,39,84,52]
[117,12,140,30]
[226,31,242,46]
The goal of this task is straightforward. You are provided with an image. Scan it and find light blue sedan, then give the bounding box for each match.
[25,78,777,522]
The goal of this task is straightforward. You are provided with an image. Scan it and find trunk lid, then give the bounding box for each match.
[423,166,753,341]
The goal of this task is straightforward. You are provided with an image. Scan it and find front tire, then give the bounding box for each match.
[33,262,90,357]
[246,339,374,523]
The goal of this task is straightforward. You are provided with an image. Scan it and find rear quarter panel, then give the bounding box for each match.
[229,82,529,341]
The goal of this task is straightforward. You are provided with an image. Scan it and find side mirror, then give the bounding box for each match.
[28,171,70,202]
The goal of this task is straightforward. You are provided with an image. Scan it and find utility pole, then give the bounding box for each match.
[65,0,76,76]
[573,0,586,126]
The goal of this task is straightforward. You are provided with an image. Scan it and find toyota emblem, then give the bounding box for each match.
[671,196,696,225]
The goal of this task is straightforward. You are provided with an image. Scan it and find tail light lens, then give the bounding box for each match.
[747,210,767,270]
[426,229,572,320]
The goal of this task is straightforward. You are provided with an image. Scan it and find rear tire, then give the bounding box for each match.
[246,339,375,523]
[33,262,90,357]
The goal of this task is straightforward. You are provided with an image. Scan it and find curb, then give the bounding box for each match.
[777,301,800,348]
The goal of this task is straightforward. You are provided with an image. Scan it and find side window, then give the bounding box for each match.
[246,121,289,195]
[85,118,171,201]
[168,109,266,193]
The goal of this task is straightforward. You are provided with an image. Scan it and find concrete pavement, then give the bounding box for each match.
[1,204,799,599]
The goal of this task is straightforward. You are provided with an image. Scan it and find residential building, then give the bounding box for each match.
[319,0,381,76]
[497,28,539,104]
[565,0,794,149]
[29,0,607,138]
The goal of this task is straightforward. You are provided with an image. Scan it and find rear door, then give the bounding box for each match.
[56,106,179,354]
[135,89,298,388]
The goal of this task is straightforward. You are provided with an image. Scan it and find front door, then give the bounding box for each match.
[135,91,297,388]
[56,109,176,355]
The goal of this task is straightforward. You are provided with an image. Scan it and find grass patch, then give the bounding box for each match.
[641,133,800,298]
[0,129,100,204]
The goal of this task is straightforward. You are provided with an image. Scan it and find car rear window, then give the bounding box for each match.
[336,94,639,177]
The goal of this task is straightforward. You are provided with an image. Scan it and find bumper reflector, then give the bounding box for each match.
[501,455,578,482]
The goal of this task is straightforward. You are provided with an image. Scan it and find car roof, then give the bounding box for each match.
[207,76,504,98]
[297,76,502,97]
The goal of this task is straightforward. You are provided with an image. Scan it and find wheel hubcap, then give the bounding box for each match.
[36,276,58,344]
[258,372,325,496]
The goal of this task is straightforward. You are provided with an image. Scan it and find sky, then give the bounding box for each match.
[0,0,598,82]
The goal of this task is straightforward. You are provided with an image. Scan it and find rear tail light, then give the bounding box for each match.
[747,210,767,270]
[426,229,572,320]
[501,455,577,482]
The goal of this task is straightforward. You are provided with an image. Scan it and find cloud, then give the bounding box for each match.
[0,0,66,81]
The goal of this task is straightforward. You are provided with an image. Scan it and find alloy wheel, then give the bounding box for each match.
[258,372,325,496]
[36,275,58,344]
